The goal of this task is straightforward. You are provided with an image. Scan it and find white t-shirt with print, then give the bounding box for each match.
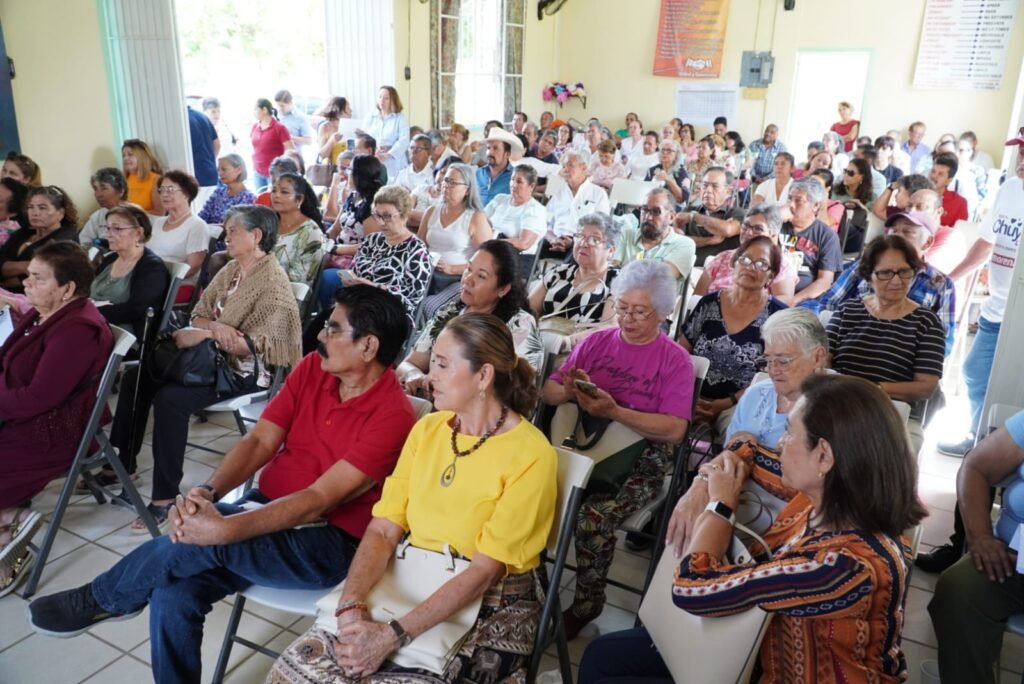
[979,177,1024,323]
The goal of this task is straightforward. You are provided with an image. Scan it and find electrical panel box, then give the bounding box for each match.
[740,51,775,87]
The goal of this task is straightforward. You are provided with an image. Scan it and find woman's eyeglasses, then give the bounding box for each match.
[373,212,400,223]
[756,354,797,370]
[873,268,916,281]
[736,254,772,272]
[573,233,605,247]
[614,304,654,321]
[103,224,138,233]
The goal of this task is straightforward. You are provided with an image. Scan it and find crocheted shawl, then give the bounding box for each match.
[191,253,302,368]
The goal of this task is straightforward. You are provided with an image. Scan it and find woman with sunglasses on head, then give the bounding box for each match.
[680,236,787,436]
[826,235,945,454]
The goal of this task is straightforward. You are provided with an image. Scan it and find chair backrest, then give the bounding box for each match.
[407,395,433,420]
[608,178,665,210]
[864,211,886,245]
[158,258,190,332]
[752,371,769,386]
[891,400,911,427]
[685,293,703,319]
[690,354,711,414]
[544,171,567,199]
[818,309,834,328]
[549,447,595,552]
[71,325,135,464]
[984,403,1023,435]
[291,282,311,306]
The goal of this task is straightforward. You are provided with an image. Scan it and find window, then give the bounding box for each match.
[431,0,525,128]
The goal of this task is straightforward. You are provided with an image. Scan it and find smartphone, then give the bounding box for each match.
[574,379,600,398]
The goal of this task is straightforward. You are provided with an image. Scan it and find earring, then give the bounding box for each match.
[818,472,825,479]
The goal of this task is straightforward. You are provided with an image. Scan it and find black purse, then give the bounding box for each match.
[147,331,260,397]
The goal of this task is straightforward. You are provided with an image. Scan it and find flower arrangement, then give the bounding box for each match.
[542,82,586,108]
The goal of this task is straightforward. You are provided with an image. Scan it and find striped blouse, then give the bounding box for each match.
[672,489,912,683]
[825,297,945,385]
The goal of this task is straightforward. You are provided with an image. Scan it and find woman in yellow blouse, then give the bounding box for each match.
[271,313,557,683]
[121,139,162,213]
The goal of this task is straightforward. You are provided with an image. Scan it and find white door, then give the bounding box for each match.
[787,51,871,164]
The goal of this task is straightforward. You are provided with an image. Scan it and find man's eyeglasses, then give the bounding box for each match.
[322,321,351,339]
[614,304,655,321]
[573,233,605,247]
[640,207,667,217]
[736,254,772,272]
[873,268,916,281]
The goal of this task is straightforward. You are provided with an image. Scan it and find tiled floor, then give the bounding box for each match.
[2,391,1024,683]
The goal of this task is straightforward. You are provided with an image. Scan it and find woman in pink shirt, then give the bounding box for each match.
[695,202,796,300]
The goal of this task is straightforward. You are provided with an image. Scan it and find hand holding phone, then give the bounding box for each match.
[340,269,356,284]
[574,379,600,398]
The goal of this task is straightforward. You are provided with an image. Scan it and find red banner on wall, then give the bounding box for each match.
[652,0,730,79]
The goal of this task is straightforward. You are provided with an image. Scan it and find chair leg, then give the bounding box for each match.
[23,459,87,598]
[233,410,248,438]
[94,434,159,537]
[211,595,247,684]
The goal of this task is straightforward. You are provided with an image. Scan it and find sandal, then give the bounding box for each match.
[129,502,173,535]
[0,547,36,599]
[0,509,42,566]
[75,469,137,494]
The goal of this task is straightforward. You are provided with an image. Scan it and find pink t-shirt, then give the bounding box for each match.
[550,328,694,419]
[703,247,797,294]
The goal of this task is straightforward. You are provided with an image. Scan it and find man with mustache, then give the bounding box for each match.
[475,127,519,206]
[614,187,696,282]
[28,286,417,684]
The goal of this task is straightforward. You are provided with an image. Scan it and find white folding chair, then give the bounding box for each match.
[24,326,160,597]
[543,171,567,200]
[158,258,190,332]
[209,394,441,683]
[608,178,665,212]
[818,309,834,328]
[863,211,886,246]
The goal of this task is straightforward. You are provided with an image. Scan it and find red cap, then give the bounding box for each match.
[1006,126,1024,149]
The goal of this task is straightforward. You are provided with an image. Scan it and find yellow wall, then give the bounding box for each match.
[550,0,1024,162]
[0,0,117,212]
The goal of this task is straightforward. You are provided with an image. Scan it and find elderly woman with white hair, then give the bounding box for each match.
[541,259,694,639]
[665,307,829,550]
[645,138,690,206]
[198,154,256,225]
[529,212,621,354]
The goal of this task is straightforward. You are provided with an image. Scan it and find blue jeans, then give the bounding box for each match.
[253,172,271,192]
[578,627,673,684]
[90,495,356,684]
[963,316,1001,435]
[319,267,343,310]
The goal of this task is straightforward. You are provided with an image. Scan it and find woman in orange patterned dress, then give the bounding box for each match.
[579,373,925,684]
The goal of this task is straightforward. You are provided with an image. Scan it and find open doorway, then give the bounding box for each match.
[787,50,871,164]
[174,0,328,171]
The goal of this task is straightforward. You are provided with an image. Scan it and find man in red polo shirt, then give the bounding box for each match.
[28,286,418,684]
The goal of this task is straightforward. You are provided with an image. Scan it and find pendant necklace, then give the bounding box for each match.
[441,405,508,487]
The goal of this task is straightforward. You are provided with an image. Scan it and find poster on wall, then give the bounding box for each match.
[912,0,1018,91]
[652,0,730,79]
[675,83,737,125]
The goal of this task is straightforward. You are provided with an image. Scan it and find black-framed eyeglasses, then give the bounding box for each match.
[873,268,916,281]
[373,212,400,223]
[740,221,769,235]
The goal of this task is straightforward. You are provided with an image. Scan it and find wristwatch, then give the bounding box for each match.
[705,500,736,525]
[197,483,219,502]
[388,619,412,647]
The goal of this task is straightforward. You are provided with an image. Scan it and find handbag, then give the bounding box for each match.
[549,403,647,494]
[314,539,484,674]
[306,155,336,187]
[639,522,775,684]
[537,276,609,354]
[147,332,259,397]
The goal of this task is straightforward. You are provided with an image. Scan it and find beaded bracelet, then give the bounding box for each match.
[334,601,369,618]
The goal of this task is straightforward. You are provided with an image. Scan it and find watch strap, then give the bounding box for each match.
[705,500,736,525]
[388,619,412,647]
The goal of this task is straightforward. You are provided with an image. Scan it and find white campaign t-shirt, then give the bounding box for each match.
[979,177,1024,323]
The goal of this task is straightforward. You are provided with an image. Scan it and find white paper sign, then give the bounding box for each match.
[912,0,1019,91]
